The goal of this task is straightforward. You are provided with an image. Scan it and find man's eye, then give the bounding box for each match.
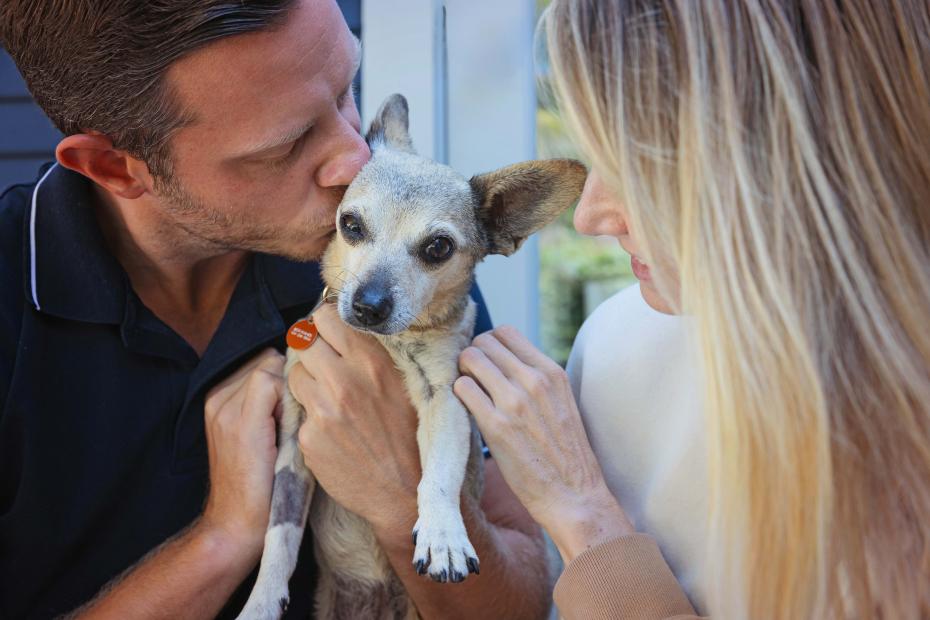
[420,236,455,264]
[340,213,365,242]
[338,83,356,107]
[265,130,312,169]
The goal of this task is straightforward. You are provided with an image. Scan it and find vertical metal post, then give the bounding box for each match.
[361,0,540,342]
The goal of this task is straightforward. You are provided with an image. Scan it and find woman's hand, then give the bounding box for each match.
[455,326,635,562]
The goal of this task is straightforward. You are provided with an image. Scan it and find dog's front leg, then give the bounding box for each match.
[238,351,315,620]
[411,388,478,583]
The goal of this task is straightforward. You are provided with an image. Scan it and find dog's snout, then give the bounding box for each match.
[352,284,394,326]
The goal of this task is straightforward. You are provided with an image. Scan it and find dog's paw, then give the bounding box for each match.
[411,514,479,583]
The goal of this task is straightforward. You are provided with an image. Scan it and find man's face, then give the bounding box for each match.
[157,0,369,261]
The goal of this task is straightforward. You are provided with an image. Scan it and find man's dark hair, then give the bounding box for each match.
[0,1,298,178]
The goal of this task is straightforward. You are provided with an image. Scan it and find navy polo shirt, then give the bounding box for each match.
[0,164,492,619]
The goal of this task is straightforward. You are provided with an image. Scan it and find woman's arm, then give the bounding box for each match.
[455,325,702,620]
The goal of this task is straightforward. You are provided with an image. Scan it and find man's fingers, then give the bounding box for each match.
[255,349,285,377]
[293,332,342,381]
[206,348,282,416]
[288,360,319,410]
[240,369,285,428]
[310,304,352,356]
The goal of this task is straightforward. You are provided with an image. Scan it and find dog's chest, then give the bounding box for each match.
[379,299,476,404]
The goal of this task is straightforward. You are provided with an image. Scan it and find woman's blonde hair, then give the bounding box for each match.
[545,1,930,617]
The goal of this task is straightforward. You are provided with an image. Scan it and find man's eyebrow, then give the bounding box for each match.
[242,118,316,158]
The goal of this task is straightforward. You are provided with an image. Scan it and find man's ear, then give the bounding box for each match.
[55,134,151,199]
[470,159,587,256]
[365,93,415,154]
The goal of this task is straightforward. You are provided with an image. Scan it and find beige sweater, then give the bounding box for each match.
[554,534,704,619]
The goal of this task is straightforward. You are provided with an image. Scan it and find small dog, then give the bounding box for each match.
[239,94,585,619]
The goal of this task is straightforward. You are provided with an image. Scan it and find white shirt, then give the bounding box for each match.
[566,284,710,612]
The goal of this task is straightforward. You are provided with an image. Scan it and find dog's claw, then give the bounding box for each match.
[415,559,427,575]
[450,570,466,583]
[431,568,448,583]
[466,557,480,575]
[412,530,418,546]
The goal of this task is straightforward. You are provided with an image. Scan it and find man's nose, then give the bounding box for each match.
[315,124,370,189]
[574,171,630,237]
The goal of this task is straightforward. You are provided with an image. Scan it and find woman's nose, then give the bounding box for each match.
[574,171,629,237]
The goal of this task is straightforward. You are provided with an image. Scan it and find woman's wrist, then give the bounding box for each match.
[540,485,635,564]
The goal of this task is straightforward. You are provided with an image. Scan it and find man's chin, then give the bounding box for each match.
[262,232,334,262]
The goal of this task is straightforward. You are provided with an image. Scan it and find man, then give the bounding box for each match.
[0,1,550,618]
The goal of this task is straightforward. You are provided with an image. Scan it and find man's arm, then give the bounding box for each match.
[68,349,285,619]
[66,521,256,620]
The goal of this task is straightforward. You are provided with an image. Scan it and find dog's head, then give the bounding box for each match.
[322,93,586,335]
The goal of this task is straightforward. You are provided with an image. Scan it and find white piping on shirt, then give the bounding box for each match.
[29,162,58,311]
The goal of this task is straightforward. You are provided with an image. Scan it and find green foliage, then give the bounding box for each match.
[538,220,633,365]
[535,73,634,365]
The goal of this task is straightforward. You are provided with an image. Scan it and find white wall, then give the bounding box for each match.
[361,0,540,342]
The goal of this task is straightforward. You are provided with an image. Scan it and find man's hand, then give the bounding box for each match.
[288,304,421,538]
[71,349,286,619]
[288,307,550,619]
[201,347,285,558]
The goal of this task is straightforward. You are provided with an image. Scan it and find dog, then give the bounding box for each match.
[238,93,586,619]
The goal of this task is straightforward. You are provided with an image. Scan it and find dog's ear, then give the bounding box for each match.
[366,93,415,154]
[470,159,587,256]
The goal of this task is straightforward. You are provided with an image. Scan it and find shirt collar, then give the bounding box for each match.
[24,163,324,324]
[25,163,127,323]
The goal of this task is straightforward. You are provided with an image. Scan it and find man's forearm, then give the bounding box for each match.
[67,520,257,620]
[375,497,551,620]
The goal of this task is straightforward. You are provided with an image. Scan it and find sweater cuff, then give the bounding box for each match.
[553,534,699,620]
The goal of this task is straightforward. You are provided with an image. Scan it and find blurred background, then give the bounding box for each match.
[534,1,633,365]
[0,0,634,366]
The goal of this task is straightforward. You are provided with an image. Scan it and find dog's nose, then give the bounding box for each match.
[352,284,394,326]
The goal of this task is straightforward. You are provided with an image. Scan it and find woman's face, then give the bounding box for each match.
[574,171,678,314]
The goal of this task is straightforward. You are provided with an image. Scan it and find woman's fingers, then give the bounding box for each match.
[490,325,560,372]
[471,327,562,401]
[470,331,525,381]
[458,344,517,405]
[453,375,497,423]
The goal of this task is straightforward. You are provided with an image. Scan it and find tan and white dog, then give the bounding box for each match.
[239,94,585,619]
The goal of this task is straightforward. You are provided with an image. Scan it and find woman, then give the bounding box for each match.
[454,1,930,618]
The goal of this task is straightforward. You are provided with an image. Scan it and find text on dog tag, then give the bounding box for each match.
[286,319,318,350]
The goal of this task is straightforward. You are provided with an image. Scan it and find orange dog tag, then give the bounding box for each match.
[286,318,318,350]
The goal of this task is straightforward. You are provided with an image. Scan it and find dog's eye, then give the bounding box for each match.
[421,236,455,264]
[340,213,365,242]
